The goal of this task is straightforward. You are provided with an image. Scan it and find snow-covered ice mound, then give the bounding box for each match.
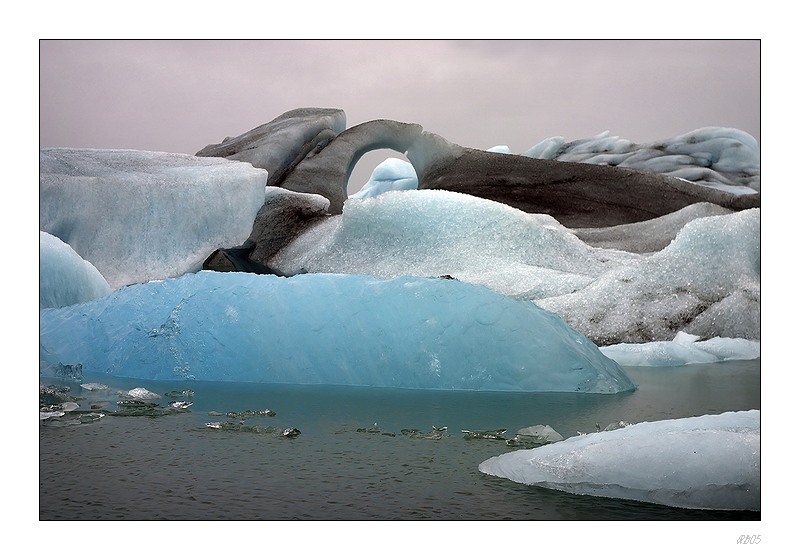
[270,189,638,301]
[39,271,635,393]
[479,410,760,511]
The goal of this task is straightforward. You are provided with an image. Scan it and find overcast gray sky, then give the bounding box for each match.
[39,39,760,191]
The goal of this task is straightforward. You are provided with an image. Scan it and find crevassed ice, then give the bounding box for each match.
[478,410,760,511]
[39,271,635,393]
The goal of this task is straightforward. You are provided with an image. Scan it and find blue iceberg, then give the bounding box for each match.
[39,271,635,393]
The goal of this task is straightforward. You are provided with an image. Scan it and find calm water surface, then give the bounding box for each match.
[39,360,760,521]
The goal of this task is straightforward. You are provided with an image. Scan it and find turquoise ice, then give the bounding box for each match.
[39,271,635,393]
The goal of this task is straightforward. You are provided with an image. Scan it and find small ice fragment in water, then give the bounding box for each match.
[117,387,161,400]
[462,429,507,440]
[169,401,193,409]
[165,390,195,398]
[80,383,110,392]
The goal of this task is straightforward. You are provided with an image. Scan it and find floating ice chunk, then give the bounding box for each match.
[39,271,635,393]
[40,231,112,308]
[40,148,268,289]
[117,388,162,400]
[479,410,760,511]
[601,333,759,368]
[80,383,110,392]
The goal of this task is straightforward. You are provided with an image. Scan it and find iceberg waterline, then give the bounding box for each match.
[39,272,635,393]
[478,410,760,511]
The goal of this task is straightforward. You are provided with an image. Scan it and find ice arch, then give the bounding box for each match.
[279,119,464,213]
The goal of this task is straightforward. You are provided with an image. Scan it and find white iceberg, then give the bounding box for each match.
[479,410,760,511]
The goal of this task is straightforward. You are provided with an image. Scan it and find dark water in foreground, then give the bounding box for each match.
[39,360,760,521]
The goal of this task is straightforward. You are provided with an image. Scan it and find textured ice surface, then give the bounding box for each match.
[537,209,761,344]
[39,271,635,393]
[39,148,268,289]
[270,190,758,344]
[270,189,639,300]
[600,331,761,366]
[522,127,760,194]
[40,231,112,308]
[479,410,760,511]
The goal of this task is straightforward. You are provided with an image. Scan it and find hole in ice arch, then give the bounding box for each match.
[346,149,417,197]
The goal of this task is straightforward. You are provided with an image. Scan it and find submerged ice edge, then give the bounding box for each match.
[40,272,635,394]
[478,410,760,512]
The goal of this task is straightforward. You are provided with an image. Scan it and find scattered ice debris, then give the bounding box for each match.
[39,384,74,406]
[225,409,276,418]
[111,400,190,417]
[356,423,395,436]
[169,401,193,409]
[116,387,161,400]
[205,421,278,434]
[80,382,110,392]
[506,425,564,447]
[40,409,65,421]
[40,411,105,427]
[165,389,195,398]
[603,420,632,431]
[203,421,299,437]
[400,426,449,440]
[462,429,508,441]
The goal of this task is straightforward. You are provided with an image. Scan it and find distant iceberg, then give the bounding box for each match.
[39,271,635,393]
[522,127,760,194]
[479,410,760,511]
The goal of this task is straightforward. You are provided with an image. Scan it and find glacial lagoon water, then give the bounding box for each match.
[39,359,760,522]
